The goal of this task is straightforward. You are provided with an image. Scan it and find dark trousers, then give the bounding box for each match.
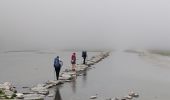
[54,67,61,80]
[83,57,86,64]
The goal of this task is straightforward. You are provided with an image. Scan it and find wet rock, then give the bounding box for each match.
[23,91,35,95]
[59,73,73,80]
[114,97,119,100]
[90,95,97,99]
[76,64,88,71]
[31,85,49,95]
[62,71,76,76]
[0,82,16,92]
[64,80,72,82]
[44,84,53,89]
[16,93,24,99]
[46,80,63,86]
[124,95,133,99]
[133,93,139,97]
[120,97,127,100]
[0,82,17,99]
[4,90,14,98]
[44,80,63,88]
[128,91,139,98]
[22,86,30,88]
[24,94,45,100]
[86,61,95,65]
[47,93,54,97]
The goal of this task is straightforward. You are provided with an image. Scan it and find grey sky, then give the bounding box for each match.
[0,0,170,51]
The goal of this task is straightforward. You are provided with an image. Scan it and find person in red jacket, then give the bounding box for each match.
[71,52,76,71]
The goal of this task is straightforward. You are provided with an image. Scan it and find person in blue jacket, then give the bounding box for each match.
[54,56,63,80]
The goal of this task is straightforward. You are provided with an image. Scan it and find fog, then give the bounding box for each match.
[0,0,170,51]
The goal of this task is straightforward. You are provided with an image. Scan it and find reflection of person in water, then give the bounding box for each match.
[71,76,77,93]
[83,69,87,82]
[82,69,87,87]
[54,86,62,100]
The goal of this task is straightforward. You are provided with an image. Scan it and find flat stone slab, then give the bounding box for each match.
[31,84,49,95]
[24,94,45,100]
[59,73,73,80]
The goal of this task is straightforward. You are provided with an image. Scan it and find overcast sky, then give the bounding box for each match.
[0,0,170,51]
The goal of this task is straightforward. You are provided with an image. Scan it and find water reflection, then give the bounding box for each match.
[82,69,87,86]
[54,86,62,100]
[71,76,77,93]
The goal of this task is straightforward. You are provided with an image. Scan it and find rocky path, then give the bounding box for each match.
[0,51,110,100]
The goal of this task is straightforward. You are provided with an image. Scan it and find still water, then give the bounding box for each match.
[1,51,170,100]
[53,51,170,100]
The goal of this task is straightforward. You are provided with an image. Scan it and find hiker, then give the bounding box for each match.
[54,56,63,80]
[71,52,76,71]
[82,51,87,64]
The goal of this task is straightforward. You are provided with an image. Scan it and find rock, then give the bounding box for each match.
[128,91,135,97]
[4,90,14,97]
[120,97,126,100]
[124,95,133,99]
[39,91,49,95]
[23,91,35,95]
[63,71,76,76]
[59,73,73,80]
[86,61,95,65]
[46,80,63,86]
[90,95,97,99]
[0,82,16,92]
[128,91,139,98]
[90,94,98,99]
[22,86,30,89]
[0,84,6,89]
[106,97,119,100]
[64,80,72,82]
[114,97,119,100]
[44,84,54,89]
[24,94,45,100]
[76,65,88,71]
[16,93,24,99]
[37,84,46,87]
[31,85,49,95]
[133,93,139,97]
[47,93,54,97]
[77,64,88,68]
[3,82,12,90]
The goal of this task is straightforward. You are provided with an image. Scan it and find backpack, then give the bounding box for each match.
[54,58,60,67]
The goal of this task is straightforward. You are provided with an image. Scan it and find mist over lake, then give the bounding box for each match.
[1,0,170,100]
[1,0,170,51]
